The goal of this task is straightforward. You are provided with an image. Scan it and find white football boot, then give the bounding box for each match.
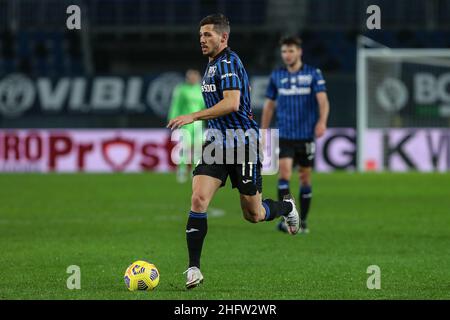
[184,266,204,289]
[283,195,300,235]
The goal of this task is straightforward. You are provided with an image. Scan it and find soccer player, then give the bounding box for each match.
[261,36,330,234]
[167,14,300,289]
[168,69,205,183]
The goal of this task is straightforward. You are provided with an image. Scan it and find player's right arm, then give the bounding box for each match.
[167,90,240,130]
[193,90,240,120]
[261,71,278,129]
[167,58,244,130]
[261,98,276,129]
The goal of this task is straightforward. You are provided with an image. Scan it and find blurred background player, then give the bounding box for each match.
[168,69,205,183]
[261,36,330,234]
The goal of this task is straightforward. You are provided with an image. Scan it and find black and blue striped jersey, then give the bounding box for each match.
[201,47,259,146]
[265,64,326,140]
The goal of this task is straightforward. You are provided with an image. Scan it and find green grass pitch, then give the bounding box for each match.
[0,172,449,300]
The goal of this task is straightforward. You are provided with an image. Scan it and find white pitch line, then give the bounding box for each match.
[209,207,226,218]
[154,207,226,221]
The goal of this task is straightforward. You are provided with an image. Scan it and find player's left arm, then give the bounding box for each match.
[167,90,240,130]
[312,68,329,138]
[315,91,330,138]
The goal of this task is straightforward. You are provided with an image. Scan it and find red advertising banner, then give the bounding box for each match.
[0,129,176,172]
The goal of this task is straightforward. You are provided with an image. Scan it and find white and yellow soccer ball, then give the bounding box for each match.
[124,260,160,291]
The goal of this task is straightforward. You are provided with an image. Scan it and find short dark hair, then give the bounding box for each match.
[279,36,302,48]
[199,13,230,34]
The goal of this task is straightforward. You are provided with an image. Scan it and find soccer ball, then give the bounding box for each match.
[124,260,160,291]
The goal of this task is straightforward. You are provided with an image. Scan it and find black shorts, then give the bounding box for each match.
[192,143,263,196]
[279,138,316,167]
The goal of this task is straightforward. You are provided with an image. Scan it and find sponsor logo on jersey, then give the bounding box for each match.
[221,73,238,79]
[201,83,217,93]
[278,87,311,96]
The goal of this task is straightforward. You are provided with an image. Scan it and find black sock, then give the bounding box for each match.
[299,185,312,222]
[277,179,290,201]
[186,211,208,269]
[262,199,293,221]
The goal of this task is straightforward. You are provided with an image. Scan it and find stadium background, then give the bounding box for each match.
[1,0,449,172]
[1,0,450,300]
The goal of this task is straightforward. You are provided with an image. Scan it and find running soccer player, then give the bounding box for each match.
[167,14,300,289]
[168,69,205,183]
[261,36,330,234]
